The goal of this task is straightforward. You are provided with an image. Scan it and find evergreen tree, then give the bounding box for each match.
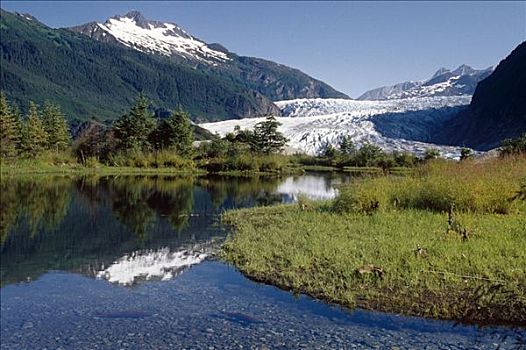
[338,135,356,155]
[227,125,254,144]
[42,101,71,151]
[251,116,288,154]
[500,133,526,156]
[0,92,21,157]
[113,94,156,152]
[424,148,440,160]
[152,108,194,157]
[355,143,385,167]
[460,147,473,161]
[321,142,337,158]
[10,104,24,153]
[21,102,48,156]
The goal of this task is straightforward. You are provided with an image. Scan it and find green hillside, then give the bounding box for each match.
[0,9,280,122]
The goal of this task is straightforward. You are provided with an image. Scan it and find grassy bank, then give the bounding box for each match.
[0,157,199,176]
[221,156,526,325]
[0,151,302,176]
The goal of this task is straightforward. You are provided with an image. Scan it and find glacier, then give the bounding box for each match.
[200,96,473,158]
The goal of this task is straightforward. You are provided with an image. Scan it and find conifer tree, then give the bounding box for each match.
[113,94,156,152]
[21,102,48,156]
[152,108,194,157]
[251,116,288,154]
[338,135,356,155]
[170,108,194,157]
[0,92,21,158]
[10,104,24,151]
[42,101,70,151]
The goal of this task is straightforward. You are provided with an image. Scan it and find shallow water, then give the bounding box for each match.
[1,173,524,349]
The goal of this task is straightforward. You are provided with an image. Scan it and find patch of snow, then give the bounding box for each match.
[97,17,229,63]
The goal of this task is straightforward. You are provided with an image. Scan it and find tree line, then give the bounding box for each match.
[75,94,194,164]
[0,92,196,165]
[3,89,524,171]
[0,92,70,158]
[1,91,288,171]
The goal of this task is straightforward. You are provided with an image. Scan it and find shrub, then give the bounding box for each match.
[258,154,288,172]
[499,133,526,156]
[333,176,395,214]
[105,150,193,170]
[83,156,101,168]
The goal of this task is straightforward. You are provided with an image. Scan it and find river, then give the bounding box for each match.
[1,173,523,349]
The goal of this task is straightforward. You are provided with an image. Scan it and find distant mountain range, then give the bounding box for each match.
[0,9,347,122]
[433,41,526,150]
[358,65,493,100]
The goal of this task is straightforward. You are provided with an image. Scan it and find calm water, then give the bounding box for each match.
[1,173,524,349]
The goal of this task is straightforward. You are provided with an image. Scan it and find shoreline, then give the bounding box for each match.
[0,162,305,177]
[220,151,526,329]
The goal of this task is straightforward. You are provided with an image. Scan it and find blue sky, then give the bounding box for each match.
[2,1,525,97]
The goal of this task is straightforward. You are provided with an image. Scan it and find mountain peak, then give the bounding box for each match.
[73,10,230,63]
[123,10,146,21]
[358,64,494,100]
[110,10,158,30]
[431,67,451,79]
[452,64,476,76]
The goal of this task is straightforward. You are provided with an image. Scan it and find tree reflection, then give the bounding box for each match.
[197,175,281,209]
[1,174,284,286]
[1,176,72,247]
[74,175,195,239]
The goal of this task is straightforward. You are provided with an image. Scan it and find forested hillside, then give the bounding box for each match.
[70,11,349,102]
[0,9,280,122]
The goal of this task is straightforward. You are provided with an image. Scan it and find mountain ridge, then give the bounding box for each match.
[69,11,350,101]
[432,41,526,150]
[358,65,493,100]
[0,9,281,122]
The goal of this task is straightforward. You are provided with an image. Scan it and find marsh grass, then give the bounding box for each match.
[0,152,198,175]
[334,156,526,214]
[221,156,526,325]
[198,153,294,174]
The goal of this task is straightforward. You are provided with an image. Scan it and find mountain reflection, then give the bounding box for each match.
[0,175,285,287]
[97,244,213,286]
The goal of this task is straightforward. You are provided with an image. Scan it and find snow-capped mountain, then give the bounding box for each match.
[69,11,349,101]
[200,96,472,158]
[358,65,493,100]
[71,11,229,64]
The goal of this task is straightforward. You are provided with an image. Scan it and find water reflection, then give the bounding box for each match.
[97,245,212,286]
[276,173,344,200]
[1,176,72,245]
[2,174,321,286]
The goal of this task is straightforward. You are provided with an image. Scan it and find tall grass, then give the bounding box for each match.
[106,150,194,170]
[333,156,526,214]
[198,153,291,173]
